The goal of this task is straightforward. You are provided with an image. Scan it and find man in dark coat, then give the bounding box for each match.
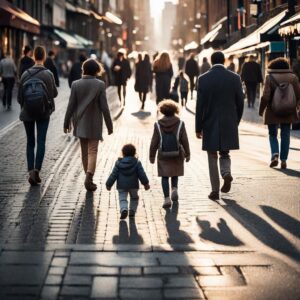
[68,54,87,88]
[185,53,199,99]
[18,45,34,79]
[241,55,263,108]
[44,50,59,87]
[196,51,244,200]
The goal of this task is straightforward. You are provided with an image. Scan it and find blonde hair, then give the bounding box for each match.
[153,51,171,72]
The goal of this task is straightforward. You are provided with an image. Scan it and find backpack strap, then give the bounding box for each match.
[269,74,279,87]
[24,68,45,83]
[155,122,163,149]
[176,121,183,142]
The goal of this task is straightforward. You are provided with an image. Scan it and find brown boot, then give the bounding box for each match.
[84,172,97,192]
[221,174,233,193]
[28,170,38,186]
[34,169,41,184]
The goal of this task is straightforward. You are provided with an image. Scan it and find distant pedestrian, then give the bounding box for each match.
[196,51,244,201]
[18,46,58,185]
[227,55,236,72]
[18,45,34,79]
[178,55,185,71]
[68,54,87,88]
[259,57,300,169]
[150,100,190,208]
[106,143,150,219]
[173,71,189,106]
[241,55,263,108]
[44,50,59,87]
[111,51,132,105]
[64,59,113,191]
[134,53,152,110]
[185,53,199,99]
[200,57,211,75]
[153,52,173,104]
[0,51,17,110]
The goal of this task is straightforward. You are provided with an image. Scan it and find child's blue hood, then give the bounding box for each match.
[117,157,138,175]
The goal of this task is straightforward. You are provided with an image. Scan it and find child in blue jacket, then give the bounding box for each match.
[106,144,150,219]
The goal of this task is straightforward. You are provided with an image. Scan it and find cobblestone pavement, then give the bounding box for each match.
[0,80,299,299]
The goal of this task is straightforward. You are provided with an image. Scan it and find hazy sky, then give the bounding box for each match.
[150,0,178,18]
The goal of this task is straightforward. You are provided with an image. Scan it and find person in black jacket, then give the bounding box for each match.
[68,54,87,88]
[18,45,34,79]
[185,53,199,99]
[44,50,59,87]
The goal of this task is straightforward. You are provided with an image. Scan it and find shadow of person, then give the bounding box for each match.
[273,168,300,178]
[112,219,144,244]
[261,205,300,239]
[222,198,300,261]
[197,217,243,246]
[131,111,151,120]
[165,202,193,245]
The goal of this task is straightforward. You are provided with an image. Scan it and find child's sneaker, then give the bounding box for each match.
[162,197,171,209]
[120,209,128,219]
[171,187,178,202]
[129,210,135,218]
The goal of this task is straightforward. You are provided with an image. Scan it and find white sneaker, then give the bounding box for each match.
[171,188,178,202]
[162,197,172,209]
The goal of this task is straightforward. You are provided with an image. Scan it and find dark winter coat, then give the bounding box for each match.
[44,57,59,87]
[241,61,263,83]
[18,65,58,122]
[185,58,199,78]
[134,60,152,93]
[200,62,211,75]
[154,66,173,102]
[112,58,132,86]
[106,157,149,190]
[68,61,83,88]
[196,65,244,151]
[18,56,34,79]
[149,116,190,177]
[259,69,300,125]
[64,76,113,140]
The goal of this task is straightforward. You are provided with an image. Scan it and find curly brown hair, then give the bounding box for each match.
[159,99,179,117]
[268,57,290,70]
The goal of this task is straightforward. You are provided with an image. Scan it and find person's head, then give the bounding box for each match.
[79,54,87,63]
[33,46,46,63]
[137,53,142,62]
[122,143,136,157]
[154,51,171,71]
[203,57,208,63]
[268,57,290,70]
[159,99,179,117]
[190,53,195,59]
[117,51,124,60]
[249,55,256,62]
[144,53,150,63]
[82,58,103,76]
[211,51,225,65]
[48,50,55,58]
[23,45,32,56]
[228,55,234,62]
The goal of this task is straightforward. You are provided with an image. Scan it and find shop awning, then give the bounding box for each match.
[184,41,198,51]
[74,34,93,47]
[65,2,90,16]
[224,10,287,54]
[0,0,40,34]
[279,12,300,36]
[54,29,84,49]
[201,24,222,45]
[105,12,122,25]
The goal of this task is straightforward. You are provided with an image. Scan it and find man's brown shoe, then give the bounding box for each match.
[270,155,279,168]
[84,172,97,192]
[221,174,233,193]
[208,191,219,201]
[281,161,287,169]
[28,170,38,186]
[34,169,41,184]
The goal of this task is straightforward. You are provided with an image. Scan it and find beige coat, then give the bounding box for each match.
[259,69,300,125]
[64,76,113,140]
[149,116,190,177]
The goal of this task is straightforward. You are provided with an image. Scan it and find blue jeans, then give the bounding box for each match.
[118,189,139,213]
[23,118,50,171]
[162,176,178,197]
[268,124,290,161]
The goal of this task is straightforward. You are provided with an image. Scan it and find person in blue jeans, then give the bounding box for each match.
[18,46,58,185]
[106,144,150,219]
[260,57,300,169]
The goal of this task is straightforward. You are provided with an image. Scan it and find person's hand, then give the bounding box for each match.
[144,184,150,190]
[186,156,190,162]
[106,186,111,191]
[196,131,202,139]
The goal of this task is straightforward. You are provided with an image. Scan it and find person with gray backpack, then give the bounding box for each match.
[260,57,300,169]
[18,46,58,186]
[150,100,190,208]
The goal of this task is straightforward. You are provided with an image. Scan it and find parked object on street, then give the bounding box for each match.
[44,50,59,87]
[259,57,300,169]
[64,59,113,192]
[18,46,58,186]
[0,51,17,110]
[18,45,34,79]
[153,52,174,104]
[185,53,200,99]
[241,55,263,108]
[150,100,190,209]
[68,54,87,88]
[106,143,150,219]
[196,51,244,201]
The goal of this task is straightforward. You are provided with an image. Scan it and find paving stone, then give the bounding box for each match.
[41,286,60,299]
[144,266,179,275]
[67,266,119,275]
[120,288,163,300]
[0,251,53,265]
[164,288,205,299]
[192,266,221,275]
[45,275,63,285]
[51,257,69,267]
[63,275,92,285]
[121,267,142,276]
[49,267,66,275]
[60,286,90,296]
[120,277,163,289]
[164,275,198,288]
[0,286,39,296]
[157,253,215,267]
[91,276,118,298]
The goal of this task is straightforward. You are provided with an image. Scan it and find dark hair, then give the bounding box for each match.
[203,57,208,63]
[82,58,102,76]
[79,54,87,63]
[159,99,179,116]
[249,55,255,60]
[268,57,290,70]
[23,45,32,55]
[48,50,55,57]
[211,51,225,65]
[122,144,136,157]
[33,46,46,61]
[117,52,124,59]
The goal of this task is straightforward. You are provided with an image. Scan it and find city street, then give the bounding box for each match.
[0,79,299,300]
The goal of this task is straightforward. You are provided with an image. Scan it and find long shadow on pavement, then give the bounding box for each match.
[261,205,300,239]
[222,198,300,262]
[112,219,144,244]
[273,168,300,178]
[196,217,243,246]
